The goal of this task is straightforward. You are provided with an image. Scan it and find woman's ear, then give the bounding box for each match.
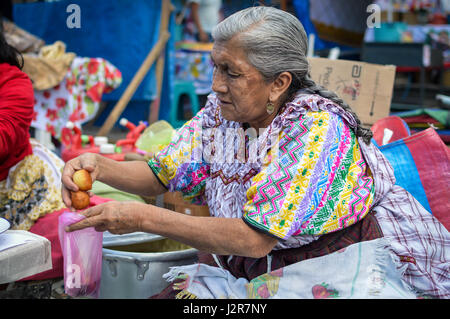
[270,72,292,104]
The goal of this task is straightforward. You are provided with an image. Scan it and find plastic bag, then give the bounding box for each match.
[371,115,411,146]
[135,120,174,155]
[58,211,103,298]
[376,128,450,230]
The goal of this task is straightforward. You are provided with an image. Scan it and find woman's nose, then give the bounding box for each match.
[211,70,227,94]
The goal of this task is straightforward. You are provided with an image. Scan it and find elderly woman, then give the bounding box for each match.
[62,7,449,299]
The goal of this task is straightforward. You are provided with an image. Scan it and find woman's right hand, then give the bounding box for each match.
[61,152,101,210]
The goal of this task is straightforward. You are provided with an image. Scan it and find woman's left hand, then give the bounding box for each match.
[65,201,146,234]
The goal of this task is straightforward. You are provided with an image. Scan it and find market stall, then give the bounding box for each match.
[362,0,450,142]
[1,0,449,302]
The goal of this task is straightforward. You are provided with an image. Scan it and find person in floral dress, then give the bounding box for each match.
[0,27,65,231]
[31,57,122,140]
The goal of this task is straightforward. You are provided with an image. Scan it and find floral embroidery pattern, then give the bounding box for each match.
[311,283,340,299]
[247,268,283,299]
[0,141,65,230]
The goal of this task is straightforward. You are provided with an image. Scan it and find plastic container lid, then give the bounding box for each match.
[135,120,174,153]
[102,231,163,247]
[100,143,115,154]
[119,118,128,126]
[94,136,108,146]
[81,135,90,144]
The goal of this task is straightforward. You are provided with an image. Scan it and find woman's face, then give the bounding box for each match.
[210,37,275,129]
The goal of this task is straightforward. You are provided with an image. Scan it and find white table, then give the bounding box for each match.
[0,230,52,284]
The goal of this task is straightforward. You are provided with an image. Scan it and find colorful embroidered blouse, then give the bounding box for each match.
[149,92,375,249]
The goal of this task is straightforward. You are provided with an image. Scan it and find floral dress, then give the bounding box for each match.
[31,57,122,139]
[0,139,65,230]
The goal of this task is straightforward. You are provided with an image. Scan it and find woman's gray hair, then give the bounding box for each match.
[212,6,373,144]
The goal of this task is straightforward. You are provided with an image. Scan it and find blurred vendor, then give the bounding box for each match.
[188,0,222,43]
[0,23,65,230]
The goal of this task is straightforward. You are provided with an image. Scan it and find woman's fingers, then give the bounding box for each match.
[64,201,140,235]
[65,205,103,232]
[94,225,108,232]
[79,205,102,218]
[61,154,99,209]
[66,215,103,232]
[61,187,73,210]
[61,161,78,209]
[78,153,99,182]
[69,202,141,234]
[62,161,79,192]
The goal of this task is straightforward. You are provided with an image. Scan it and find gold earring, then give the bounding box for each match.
[266,102,275,115]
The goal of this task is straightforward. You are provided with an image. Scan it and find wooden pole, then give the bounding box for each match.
[97,31,170,137]
[149,0,174,124]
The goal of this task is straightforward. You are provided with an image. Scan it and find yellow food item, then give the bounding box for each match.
[73,169,92,191]
[71,190,90,210]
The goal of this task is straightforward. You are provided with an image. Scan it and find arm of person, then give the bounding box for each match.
[189,1,209,42]
[61,153,166,209]
[66,200,278,258]
[96,154,166,197]
[0,65,34,168]
[142,206,278,258]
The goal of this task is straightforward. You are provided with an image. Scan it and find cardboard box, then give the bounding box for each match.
[142,192,210,217]
[443,69,450,88]
[129,154,210,217]
[308,57,396,127]
[163,192,210,217]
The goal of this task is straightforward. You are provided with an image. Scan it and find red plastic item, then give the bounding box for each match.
[430,13,447,25]
[371,116,411,146]
[61,118,146,162]
[115,118,147,153]
[403,129,450,230]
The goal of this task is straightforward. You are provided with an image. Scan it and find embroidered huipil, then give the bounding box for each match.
[149,92,375,249]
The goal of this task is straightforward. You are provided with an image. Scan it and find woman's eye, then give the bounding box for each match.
[227,71,240,78]
[211,62,239,78]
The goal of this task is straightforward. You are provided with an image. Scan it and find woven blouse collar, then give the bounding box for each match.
[202,91,359,132]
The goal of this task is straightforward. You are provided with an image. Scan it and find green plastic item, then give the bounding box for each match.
[395,108,450,128]
[135,120,175,154]
[81,135,90,144]
[91,181,146,203]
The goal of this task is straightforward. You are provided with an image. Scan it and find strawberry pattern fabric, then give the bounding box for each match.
[31,57,122,139]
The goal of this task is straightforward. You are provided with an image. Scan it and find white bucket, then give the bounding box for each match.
[99,232,197,299]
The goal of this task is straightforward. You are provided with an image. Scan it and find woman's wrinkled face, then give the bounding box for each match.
[211,37,274,129]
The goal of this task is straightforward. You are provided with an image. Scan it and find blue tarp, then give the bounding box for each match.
[375,126,450,229]
[377,139,432,213]
[14,0,175,124]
